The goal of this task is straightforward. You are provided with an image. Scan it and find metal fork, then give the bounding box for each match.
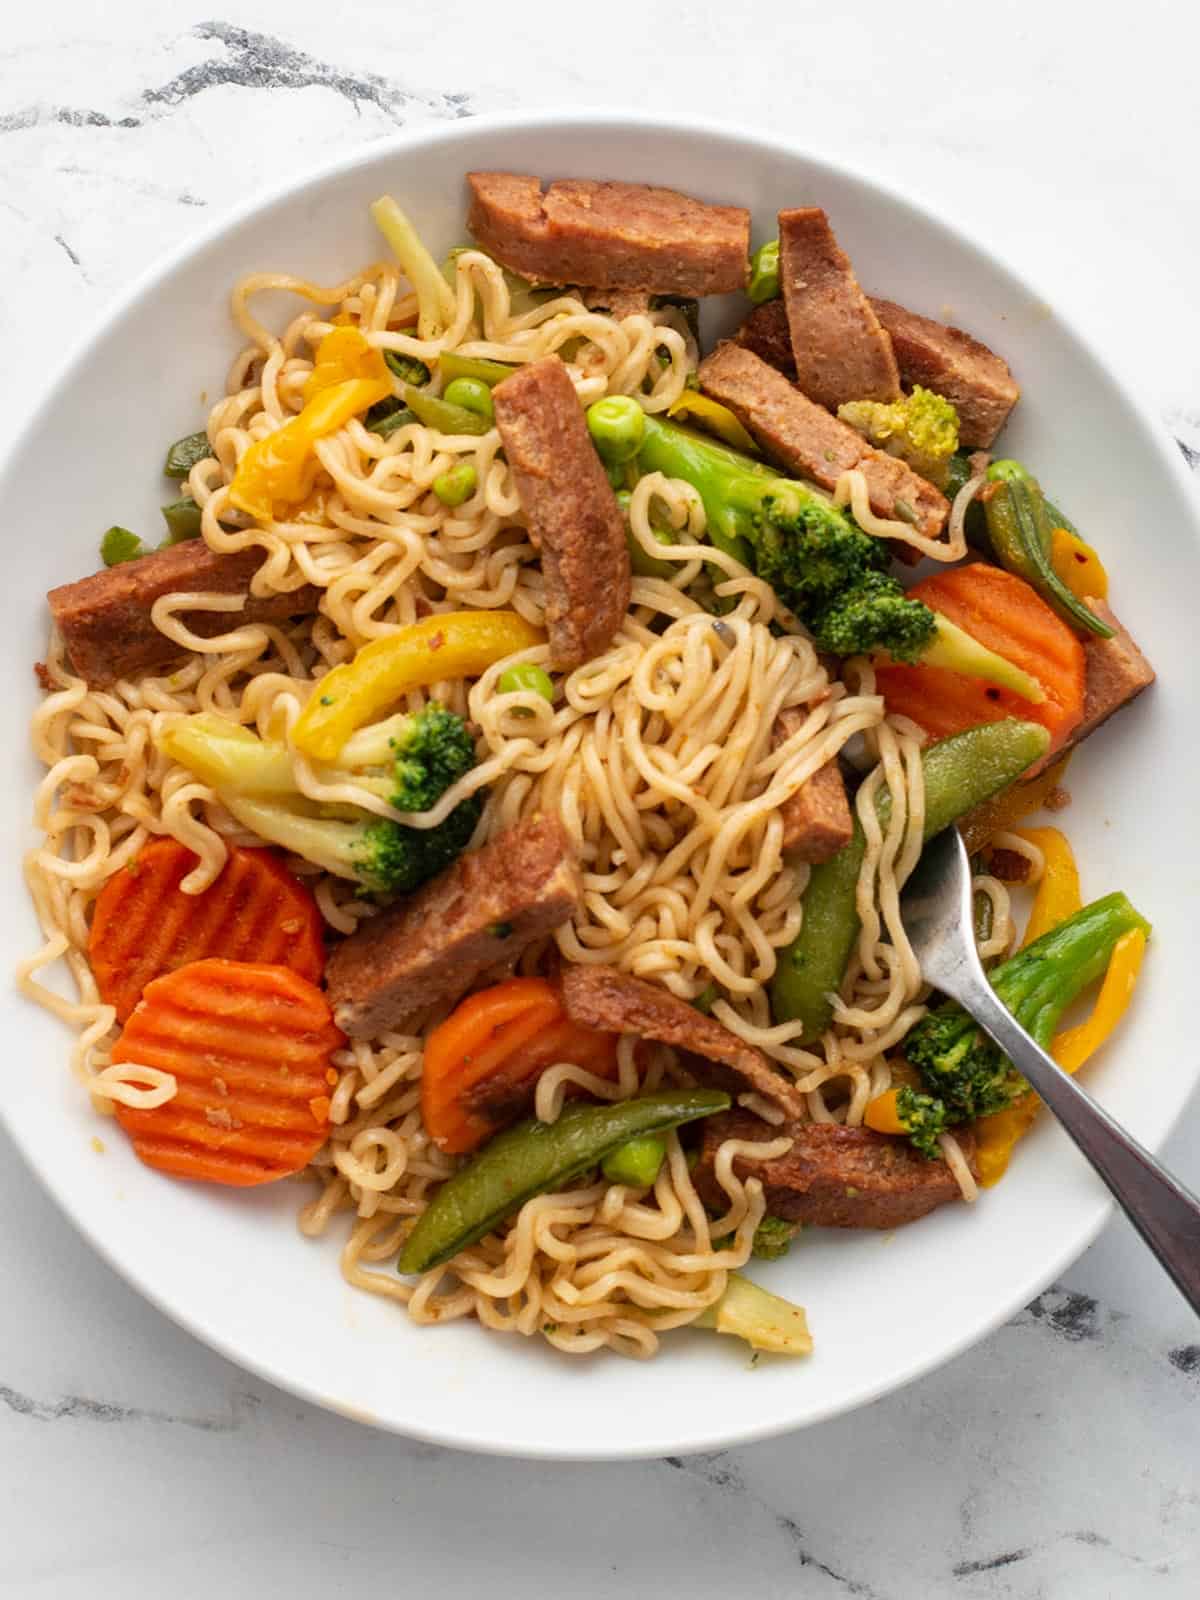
[900,826,1200,1316]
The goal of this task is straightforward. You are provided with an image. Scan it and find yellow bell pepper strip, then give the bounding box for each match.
[229,377,391,521]
[864,1088,906,1136]
[302,326,389,402]
[975,925,1147,1186]
[1052,927,1147,1073]
[292,610,545,762]
[667,390,759,454]
[1050,526,1109,602]
[1013,826,1081,948]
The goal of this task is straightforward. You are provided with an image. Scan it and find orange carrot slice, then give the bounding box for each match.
[422,978,619,1154]
[90,840,325,1022]
[111,959,343,1186]
[876,564,1086,752]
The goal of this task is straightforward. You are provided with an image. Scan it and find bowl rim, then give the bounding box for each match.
[5,105,1198,1459]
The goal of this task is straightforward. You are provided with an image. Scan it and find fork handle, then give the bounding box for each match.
[956,980,1200,1317]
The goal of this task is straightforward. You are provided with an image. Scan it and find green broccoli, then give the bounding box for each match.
[613,411,1045,695]
[898,892,1151,1157]
[157,705,481,896]
[838,386,960,489]
[751,1215,799,1261]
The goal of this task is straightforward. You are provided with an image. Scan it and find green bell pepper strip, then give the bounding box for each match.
[399,1090,730,1274]
[160,496,203,544]
[163,430,211,479]
[770,719,1051,1042]
[100,526,146,566]
[984,461,1113,638]
[437,351,516,387]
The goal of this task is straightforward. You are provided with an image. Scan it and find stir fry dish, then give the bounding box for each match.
[23,173,1155,1360]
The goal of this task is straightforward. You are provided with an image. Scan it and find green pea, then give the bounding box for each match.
[432,463,478,506]
[497,663,555,710]
[586,395,646,465]
[442,376,494,422]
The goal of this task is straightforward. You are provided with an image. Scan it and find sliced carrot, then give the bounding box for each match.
[875,564,1086,753]
[422,978,619,1154]
[90,840,325,1022]
[111,959,343,1186]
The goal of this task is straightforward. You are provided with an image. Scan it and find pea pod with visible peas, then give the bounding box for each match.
[769,720,1051,1042]
[398,1089,730,1274]
[403,384,493,437]
[437,351,516,387]
[983,461,1114,639]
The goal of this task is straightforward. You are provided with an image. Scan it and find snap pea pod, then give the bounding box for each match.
[984,461,1113,638]
[160,495,202,543]
[366,398,417,439]
[943,451,991,552]
[770,720,1051,1042]
[163,430,211,479]
[399,1090,730,1274]
[437,351,516,387]
[403,383,493,437]
[383,349,431,388]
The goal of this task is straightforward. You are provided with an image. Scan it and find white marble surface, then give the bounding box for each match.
[2,5,1199,1595]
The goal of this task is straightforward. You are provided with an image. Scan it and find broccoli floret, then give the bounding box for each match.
[157,706,481,896]
[807,568,935,662]
[751,1215,800,1261]
[838,386,960,489]
[899,892,1151,1158]
[625,414,1038,697]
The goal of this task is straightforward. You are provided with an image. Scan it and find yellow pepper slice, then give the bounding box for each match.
[1014,826,1081,948]
[958,756,1070,856]
[667,391,759,454]
[863,1088,906,1136]
[1050,527,1109,602]
[229,376,391,522]
[292,610,545,762]
[1052,928,1146,1073]
[976,928,1147,1186]
[303,326,390,402]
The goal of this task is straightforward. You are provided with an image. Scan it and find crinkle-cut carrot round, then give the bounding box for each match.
[90,839,325,1022]
[111,958,343,1186]
[876,564,1086,751]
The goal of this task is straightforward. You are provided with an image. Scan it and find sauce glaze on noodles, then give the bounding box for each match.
[22,250,1011,1355]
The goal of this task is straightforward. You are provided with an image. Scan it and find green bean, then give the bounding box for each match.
[384,350,431,387]
[747,239,780,305]
[438,351,516,387]
[160,496,202,544]
[601,1133,667,1188]
[442,376,495,422]
[399,1090,731,1273]
[497,662,555,706]
[100,526,147,566]
[403,384,493,437]
[770,720,1051,1042]
[163,430,211,479]
[984,461,1113,638]
[587,395,646,465]
[432,463,478,506]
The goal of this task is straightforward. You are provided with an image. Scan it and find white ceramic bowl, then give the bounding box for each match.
[3,111,1196,1460]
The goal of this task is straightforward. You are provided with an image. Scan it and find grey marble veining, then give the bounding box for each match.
[2,7,1198,1596]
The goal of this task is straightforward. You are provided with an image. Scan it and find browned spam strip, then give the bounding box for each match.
[492,357,631,671]
[582,287,653,319]
[778,208,900,411]
[869,298,1020,449]
[1028,600,1155,777]
[326,816,581,1038]
[558,963,803,1117]
[47,542,321,689]
[699,343,948,541]
[773,711,853,862]
[692,1109,977,1229]
[733,297,795,377]
[467,172,750,297]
